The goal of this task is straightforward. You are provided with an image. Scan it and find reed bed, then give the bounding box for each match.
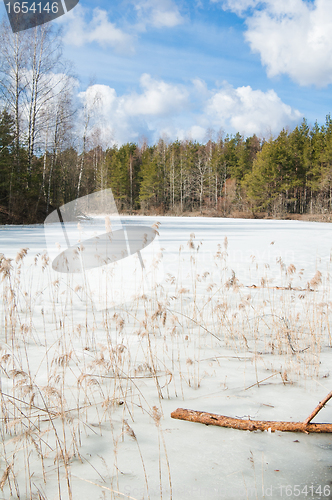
[0,233,331,500]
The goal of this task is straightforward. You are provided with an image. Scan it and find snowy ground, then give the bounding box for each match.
[0,216,332,500]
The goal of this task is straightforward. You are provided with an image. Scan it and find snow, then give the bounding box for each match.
[0,216,332,500]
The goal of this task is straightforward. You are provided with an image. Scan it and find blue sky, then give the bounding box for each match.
[2,0,332,145]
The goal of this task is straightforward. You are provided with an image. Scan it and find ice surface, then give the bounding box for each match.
[0,216,332,500]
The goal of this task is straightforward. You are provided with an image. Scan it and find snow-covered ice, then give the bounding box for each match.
[0,216,332,500]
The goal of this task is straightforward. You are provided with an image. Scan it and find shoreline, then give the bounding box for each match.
[2,210,332,226]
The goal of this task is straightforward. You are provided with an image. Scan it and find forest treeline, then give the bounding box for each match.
[1,20,332,223]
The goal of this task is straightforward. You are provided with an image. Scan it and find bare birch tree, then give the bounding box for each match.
[45,81,75,213]
[0,19,73,183]
[77,87,101,199]
[0,18,29,174]
[25,24,69,176]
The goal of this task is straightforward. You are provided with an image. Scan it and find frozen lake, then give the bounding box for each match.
[1,215,332,298]
[2,215,332,278]
[0,216,332,500]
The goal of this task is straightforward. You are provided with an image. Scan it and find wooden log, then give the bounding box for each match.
[304,390,332,425]
[171,408,332,433]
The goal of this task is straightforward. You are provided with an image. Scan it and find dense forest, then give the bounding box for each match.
[1,20,332,224]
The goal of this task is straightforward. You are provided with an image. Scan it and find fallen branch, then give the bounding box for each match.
[171,408,332,433]
[303,390,332,425]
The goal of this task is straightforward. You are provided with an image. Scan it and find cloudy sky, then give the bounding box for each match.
[2,0,332,145]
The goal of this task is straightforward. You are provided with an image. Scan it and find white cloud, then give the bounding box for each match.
[78,75,189,145]
[77,76,301,146]
[219,0,306,16]
[220,0,332,87]
[214,0,260,15]
[204,84,302,136]
[60,1,184,52]
[121,74,189,116]
[61,6,135,54]
[180,125,207,142]
[87,9,134,51]
[133,0,184,29]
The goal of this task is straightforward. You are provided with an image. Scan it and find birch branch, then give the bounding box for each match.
[171,408,332,433]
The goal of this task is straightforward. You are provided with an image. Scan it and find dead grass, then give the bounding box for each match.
[0,236,331,499]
